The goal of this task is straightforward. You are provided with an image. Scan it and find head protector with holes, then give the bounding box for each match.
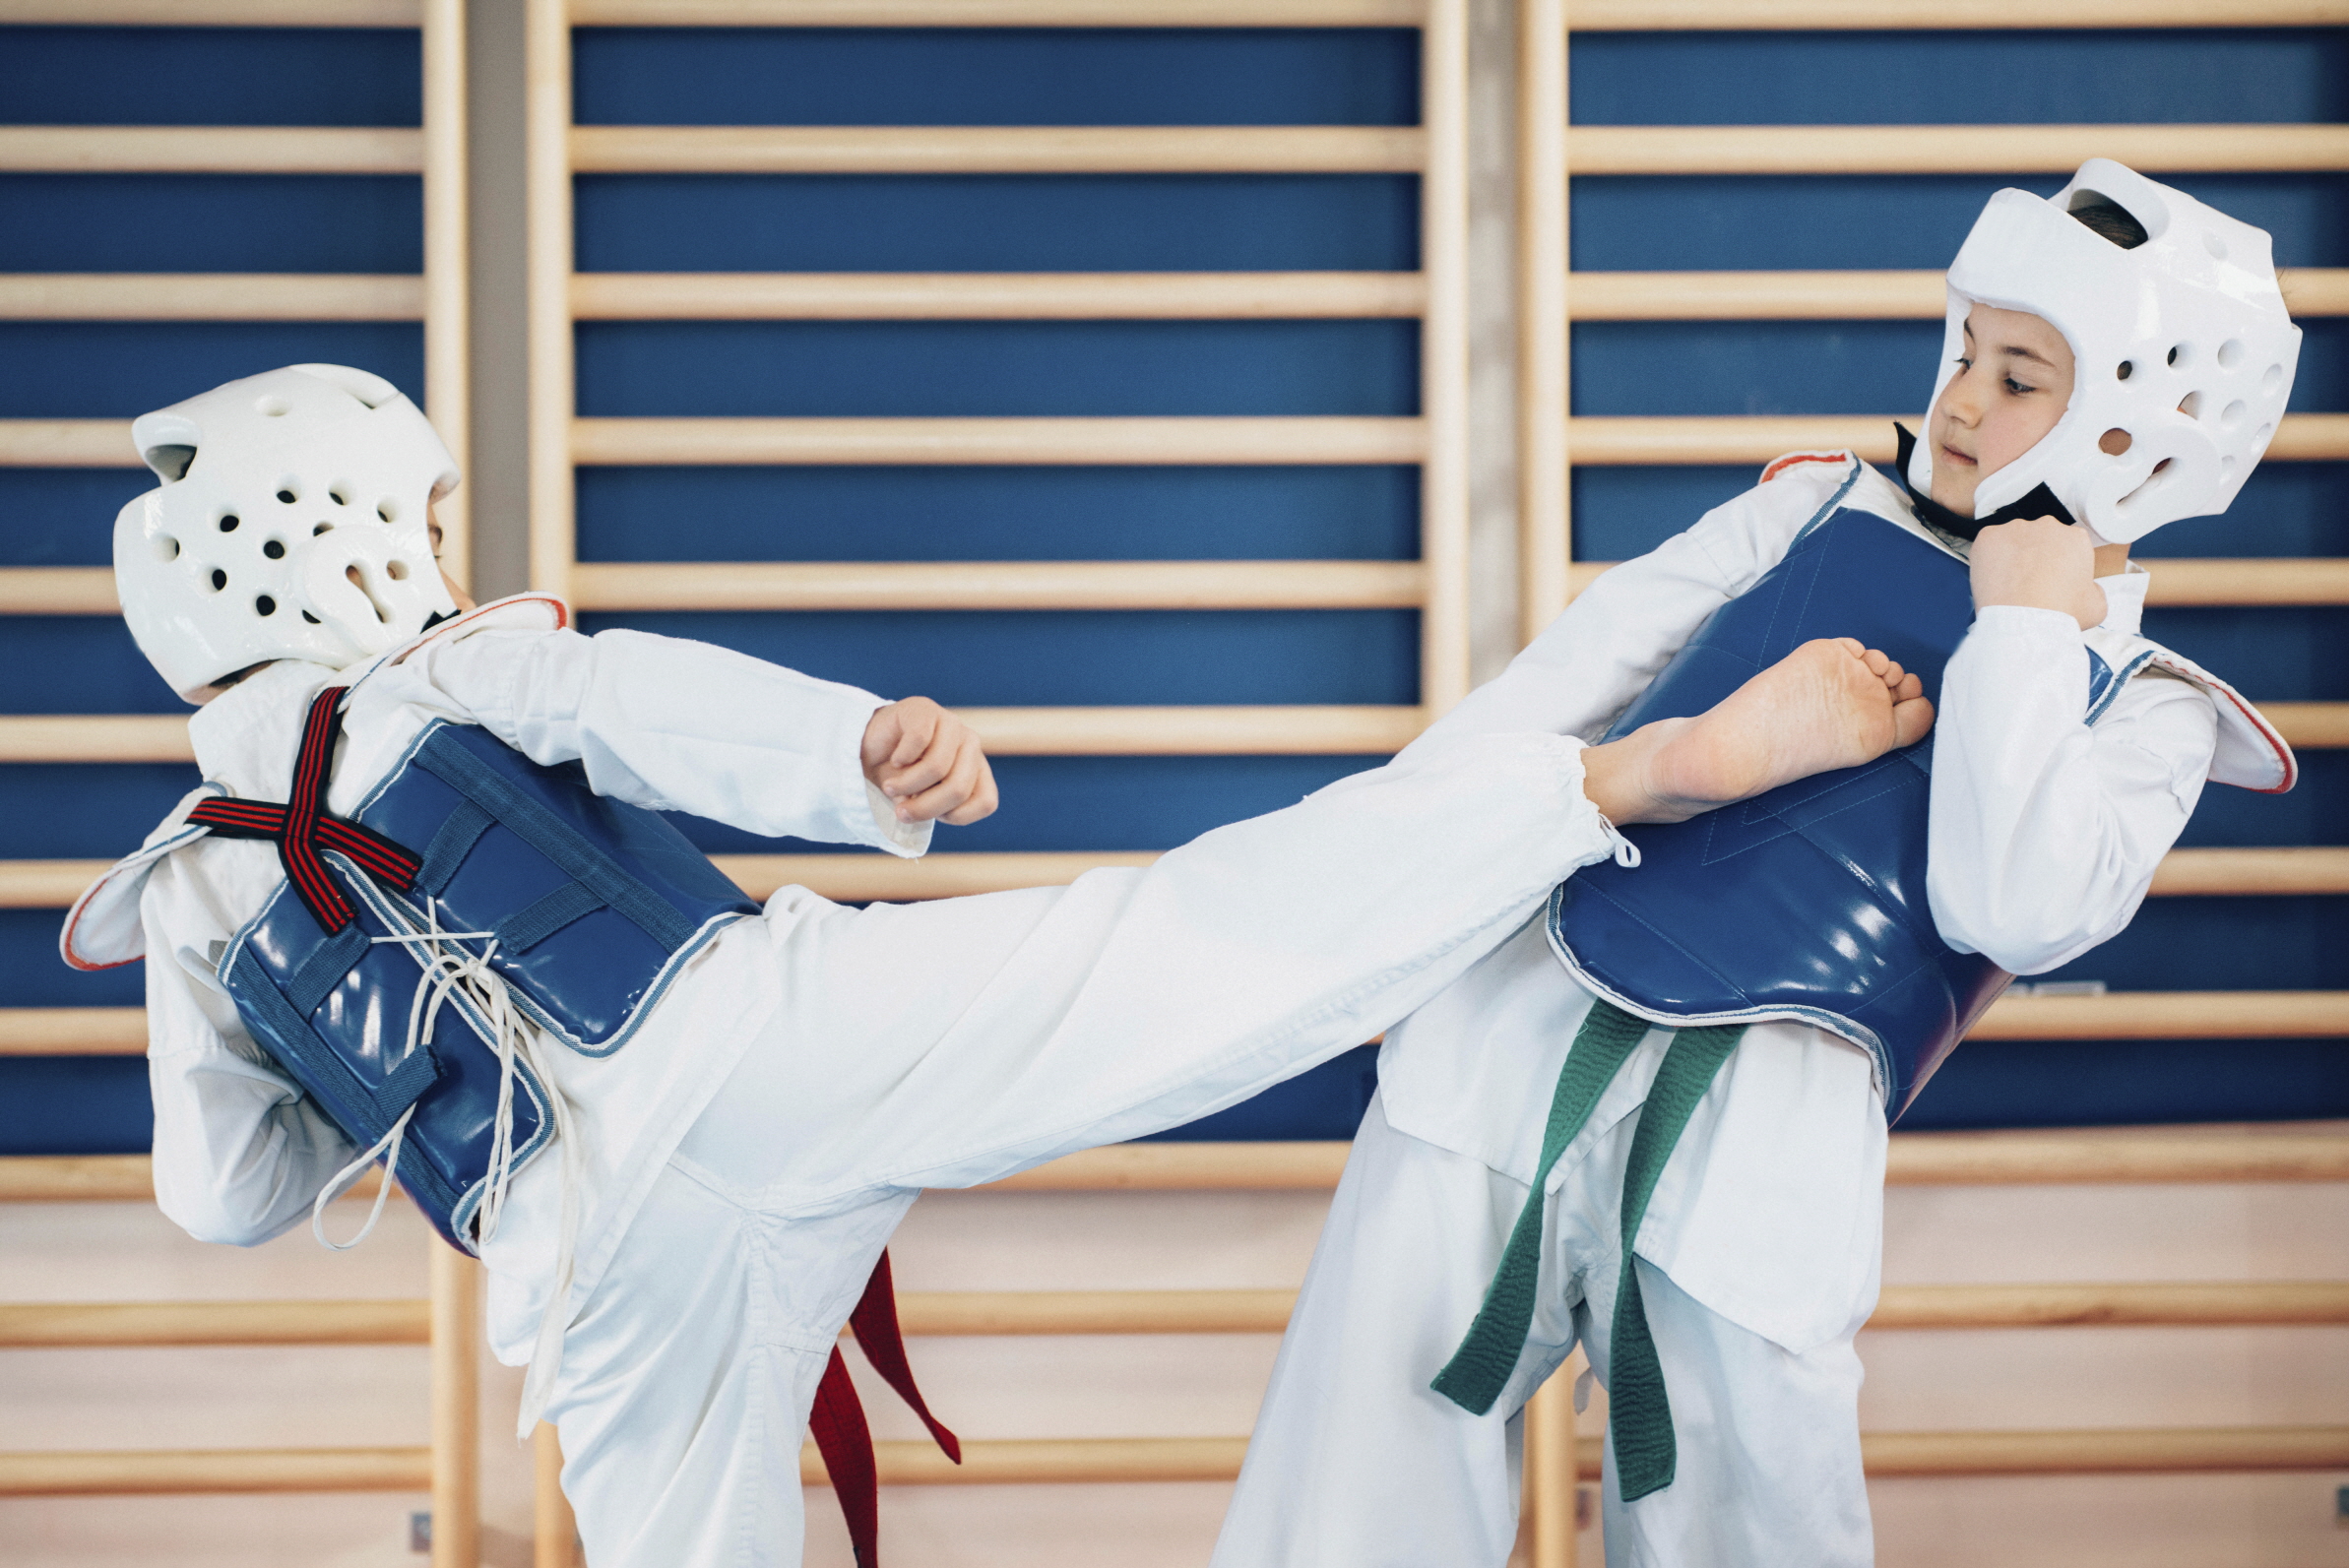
[1908,158,2302,545]
[114,364,462,702]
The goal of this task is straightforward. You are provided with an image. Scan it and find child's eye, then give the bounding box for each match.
[2004,376,2037,396]
[1953,355,1973,370]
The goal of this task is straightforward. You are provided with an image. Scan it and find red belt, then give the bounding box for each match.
[809,1251,961,1566]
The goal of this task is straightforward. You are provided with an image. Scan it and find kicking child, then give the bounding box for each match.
[1214,158,2302,1567]
[66,362,1936,1568]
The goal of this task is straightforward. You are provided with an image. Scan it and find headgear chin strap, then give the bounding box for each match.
[1893,424,2076,541]
[1910,158,2301,545]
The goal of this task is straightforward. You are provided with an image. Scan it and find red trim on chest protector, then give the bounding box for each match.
[807,1251,962,1568]
[1760,450,1850,483]
[184,687,423,932]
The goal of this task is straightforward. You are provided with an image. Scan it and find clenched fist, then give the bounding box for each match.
[1968,514,2109,631]
[861,696,999,826]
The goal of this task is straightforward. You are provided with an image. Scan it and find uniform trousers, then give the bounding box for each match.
[1213,1094,1877,1568]
[512,729,1612,1567]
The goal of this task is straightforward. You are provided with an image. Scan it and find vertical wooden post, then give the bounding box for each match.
[428,1246,481,1568]
[1419,0,1472,715]
[1516,0,1569,647]
[536,1421,581,1568]
[422,0,472,589]
[526,0,576,601]
[1523,1358,1581,1568]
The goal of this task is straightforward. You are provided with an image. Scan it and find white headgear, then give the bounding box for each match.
[114,364,461,702]
[1908,158,2302,544]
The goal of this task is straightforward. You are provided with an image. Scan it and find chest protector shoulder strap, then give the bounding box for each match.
[1547,505,2000,1120]
[197,688,758,1252]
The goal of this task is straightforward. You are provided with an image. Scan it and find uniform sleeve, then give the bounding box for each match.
[1403,470,1830,753]
[412,625,930,857]
[1927,606,2219,975]
[142,851,359,1246]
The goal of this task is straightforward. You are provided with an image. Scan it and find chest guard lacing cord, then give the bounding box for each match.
[191,687,585,1428]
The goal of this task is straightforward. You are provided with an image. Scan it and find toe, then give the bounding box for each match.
[1892,695,1936,748]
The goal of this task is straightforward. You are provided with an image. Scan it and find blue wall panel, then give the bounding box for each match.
[0,324,422,418]
[0,27,420,125]
[1572,319,2345,416]
[574,320,1419,418]
[580,609,1420,709]
[0,470,155,566]
[1571,31,2348,126]
[0,618,191,714]
[576,173,1420,274]
[0,766,203,860]
[0,1059,154,1156]
[0,176,424,274]
[576,466,1420,564]
[1902,1035,2349,1131]
[670,753,1369,856]
[574,28,1417,126]
[5,23,2340,1154]
[1,910,145,1008]
[1572,174,2349,272]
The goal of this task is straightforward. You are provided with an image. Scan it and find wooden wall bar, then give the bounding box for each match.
[1567,269,2349,321]
[0,275,425,321]
[567,0,1426,26]
[569,124,1425,174]
[0,126,424,173]
[0,0,422,21]
[1569,124,2349,176]
[566,560,1428,611]
[570,271,1428,320]
[1563,413,2349,467]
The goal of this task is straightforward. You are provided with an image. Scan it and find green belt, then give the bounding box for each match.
[1429,999,1745,1502]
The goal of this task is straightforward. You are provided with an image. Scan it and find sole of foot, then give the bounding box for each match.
[1634,638,1935,821]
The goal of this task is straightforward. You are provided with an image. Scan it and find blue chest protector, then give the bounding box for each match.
[1547,504,2018,1120]
[213,702,757,1252]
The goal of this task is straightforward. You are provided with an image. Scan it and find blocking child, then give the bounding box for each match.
[1212,158,2302,1568]
[67,361,1935,1568]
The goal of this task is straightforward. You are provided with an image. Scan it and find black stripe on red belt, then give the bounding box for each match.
[807,1250,962,1568]
[186,686,423,932]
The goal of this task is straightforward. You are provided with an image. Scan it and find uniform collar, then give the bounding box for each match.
[2094,562,2150,636]
[187,659,338,783]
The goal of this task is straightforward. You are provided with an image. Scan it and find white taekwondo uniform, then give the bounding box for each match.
[105,596,1634,1568]
[1212,452,2251,1568]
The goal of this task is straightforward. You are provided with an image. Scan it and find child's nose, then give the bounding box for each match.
[1940,369,1987,425]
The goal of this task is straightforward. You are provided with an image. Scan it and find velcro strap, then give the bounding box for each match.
[286,924,370,1017]
[415,729,695,952]
[415,799,496,897]
[231,943,441,1135]
[494,882,606,954]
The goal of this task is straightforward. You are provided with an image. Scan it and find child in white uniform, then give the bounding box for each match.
[71,363,1939,1568]
[1214,159,2301,1566]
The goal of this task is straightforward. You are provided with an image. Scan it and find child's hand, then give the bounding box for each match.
[1967,515,2109,630]
[861,697,999,826]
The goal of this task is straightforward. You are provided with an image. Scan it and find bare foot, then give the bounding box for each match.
[1583,638,1935,826]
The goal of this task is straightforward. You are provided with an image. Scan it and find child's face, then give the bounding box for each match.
[1926,303,2075,516]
